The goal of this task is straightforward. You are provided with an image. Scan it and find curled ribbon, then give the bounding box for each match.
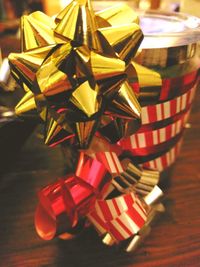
[35,149,163,251]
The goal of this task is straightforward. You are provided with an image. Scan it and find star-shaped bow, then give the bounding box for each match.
[9,0,143,148]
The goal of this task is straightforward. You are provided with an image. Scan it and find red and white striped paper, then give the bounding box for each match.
[141,85,196,124]
[142,139,183,171]
[88,192,148,241]
[119,110,189,149]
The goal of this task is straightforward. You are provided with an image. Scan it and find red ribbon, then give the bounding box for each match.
[88,192,148,242]
[35,154,111,240]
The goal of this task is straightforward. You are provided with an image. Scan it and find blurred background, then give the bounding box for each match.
[0,0,199,31]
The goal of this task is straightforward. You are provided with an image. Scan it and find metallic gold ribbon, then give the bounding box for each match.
[9,0,143,149]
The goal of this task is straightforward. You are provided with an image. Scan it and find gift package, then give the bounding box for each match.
[5,0,200,253]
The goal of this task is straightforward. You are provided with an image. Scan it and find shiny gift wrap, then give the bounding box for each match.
[8,0,200,253]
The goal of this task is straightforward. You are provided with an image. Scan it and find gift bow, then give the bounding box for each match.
[8,0,151,149]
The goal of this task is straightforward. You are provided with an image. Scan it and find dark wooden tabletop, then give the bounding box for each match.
[0,35,200,267]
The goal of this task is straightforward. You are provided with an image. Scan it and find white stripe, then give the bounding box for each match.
[184,111,190,124]
[121,212,140,234]
[138,133,146,148]
[130,135,137,149]
[171,123,176,137]
[95,201,106,221]
[141,107,149,124]
[149,160,155,169]
[115,196,128,213]
[153,130,158,145]
[130,192,136,203]
[176,96,181,113]
[135,197,147,216]
[163,101,170,119]
[189,86,196,103]
[105,152,116,173]
[155,158,163,171]
[156,104,162,121]
[106,199,118,220]
[111,152,123,173]
[133,202,147,221]
[176,120,182,134]
[110,219,130,239]
[181,93,187,110]
[159,128,166,143]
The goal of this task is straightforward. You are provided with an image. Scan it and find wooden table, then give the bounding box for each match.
[0,36,200,267]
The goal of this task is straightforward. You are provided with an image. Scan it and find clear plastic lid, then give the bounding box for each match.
[139,10,200,48]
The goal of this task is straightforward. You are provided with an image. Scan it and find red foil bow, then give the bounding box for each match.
[35,153,112,240]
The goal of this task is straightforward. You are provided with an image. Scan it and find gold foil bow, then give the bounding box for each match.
[8,0,147,149]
